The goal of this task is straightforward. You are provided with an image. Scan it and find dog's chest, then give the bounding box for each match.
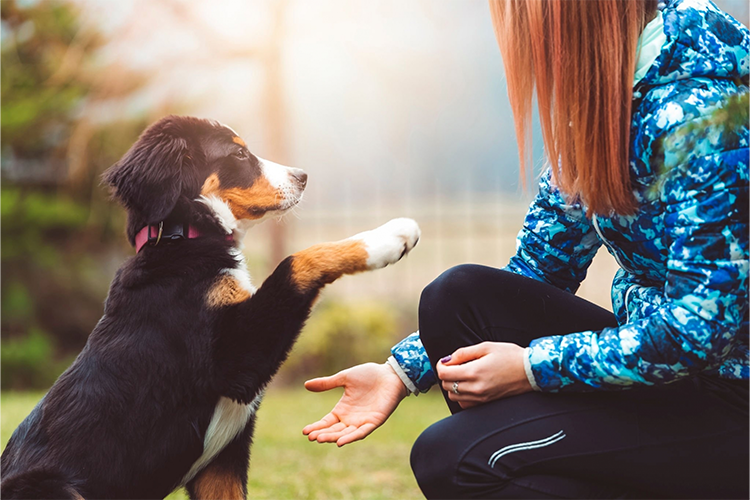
[182,261,258,485]
[181,394,262,485]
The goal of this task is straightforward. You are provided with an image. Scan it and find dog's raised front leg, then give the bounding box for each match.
[211,218,420,404]
[289,217,420,292]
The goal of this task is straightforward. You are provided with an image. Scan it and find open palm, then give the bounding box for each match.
[302,362,407,447]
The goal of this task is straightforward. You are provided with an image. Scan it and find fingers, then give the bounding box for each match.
[337,423,377,447]
[314,424,358,444]
[441,379,478,395]
[441,381,485,401]
[307,421,348,442]
[303,416,378,446]
[304,372,345,392]
[444,389,486,407]
[302,413,339,436]
[444,343,491,366]
[439,376,493,408]
[436,343,491,380]
[313,423,377,447]
[436,361,476,382]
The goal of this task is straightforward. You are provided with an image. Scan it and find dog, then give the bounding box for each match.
[0,115,420,499]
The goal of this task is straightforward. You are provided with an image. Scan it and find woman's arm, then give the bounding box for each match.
[527,107,749,391]
[506,168,603,293]
[386,168,607,395]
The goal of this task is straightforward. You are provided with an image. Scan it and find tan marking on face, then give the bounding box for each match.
[206,275,252,308]
[201,173,221,196]
[290,240,370,292]
[190,463,245,500]
[216,176,281,220]
[232,136,247,147]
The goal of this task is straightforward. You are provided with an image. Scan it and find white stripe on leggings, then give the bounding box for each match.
[488,430,567,468]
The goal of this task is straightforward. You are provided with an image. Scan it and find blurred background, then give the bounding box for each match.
[1,1,747,497]
[1,0,748,391]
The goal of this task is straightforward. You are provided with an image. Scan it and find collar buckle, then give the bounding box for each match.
[149,221,164,246]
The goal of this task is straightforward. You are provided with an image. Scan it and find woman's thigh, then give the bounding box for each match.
[418,264,617,356]
[411,377,749,499]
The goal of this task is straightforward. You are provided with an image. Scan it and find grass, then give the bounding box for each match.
[1,386,449,499]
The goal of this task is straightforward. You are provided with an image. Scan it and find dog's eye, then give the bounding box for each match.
[233,149,248,160]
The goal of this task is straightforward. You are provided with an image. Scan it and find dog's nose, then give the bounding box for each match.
[290,168,307,187]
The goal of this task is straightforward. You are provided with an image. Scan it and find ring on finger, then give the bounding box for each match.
[452,381,460,395]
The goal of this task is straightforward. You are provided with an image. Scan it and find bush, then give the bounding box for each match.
[1,327,70,390]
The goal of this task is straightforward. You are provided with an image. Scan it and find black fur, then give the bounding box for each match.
[0,469,81,500]
[0,116,322,499]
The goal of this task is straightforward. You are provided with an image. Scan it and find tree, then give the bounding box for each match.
[1,0,148,389]
[2,0,98,162]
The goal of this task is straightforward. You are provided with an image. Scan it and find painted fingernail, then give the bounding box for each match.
[440,355,452,364]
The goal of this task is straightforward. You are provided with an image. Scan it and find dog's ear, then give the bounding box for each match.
[103,116,195,225]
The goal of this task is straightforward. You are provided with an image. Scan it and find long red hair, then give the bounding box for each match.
[489,0,657,215]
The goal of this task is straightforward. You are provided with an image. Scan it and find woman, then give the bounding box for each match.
[303,0,749,498]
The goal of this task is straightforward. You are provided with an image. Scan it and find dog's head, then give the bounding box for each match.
[103,116,306,244]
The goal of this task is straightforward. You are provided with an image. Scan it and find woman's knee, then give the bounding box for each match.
[419,265,517,353]
[420,265,483,308]
[419,265,484,332]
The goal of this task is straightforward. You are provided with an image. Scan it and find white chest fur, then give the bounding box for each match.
[181,394,262,485]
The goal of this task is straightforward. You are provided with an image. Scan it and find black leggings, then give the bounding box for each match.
[410,265,749,499]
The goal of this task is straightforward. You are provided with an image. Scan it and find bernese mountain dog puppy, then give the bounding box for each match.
[0,116,420,499]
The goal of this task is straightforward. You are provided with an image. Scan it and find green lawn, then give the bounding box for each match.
[1,387,449,499]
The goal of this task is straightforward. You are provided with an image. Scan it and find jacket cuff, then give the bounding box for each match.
[522,347,541,391]
[390,331,436,393]
[527,338,565,392]
[386,356,419,396]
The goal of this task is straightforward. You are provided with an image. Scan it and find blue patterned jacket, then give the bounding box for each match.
[391,0,749,393]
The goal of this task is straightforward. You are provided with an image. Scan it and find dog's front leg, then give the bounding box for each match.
[212,218,420,404]
[287,217,420,293]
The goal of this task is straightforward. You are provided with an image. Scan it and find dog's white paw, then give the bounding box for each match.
[352,218,420,270]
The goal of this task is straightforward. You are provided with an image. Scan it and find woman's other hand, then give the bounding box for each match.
[302,362,408,447]
[437,342,533,409]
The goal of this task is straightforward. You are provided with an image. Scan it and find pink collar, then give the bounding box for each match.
[134,223,203,253]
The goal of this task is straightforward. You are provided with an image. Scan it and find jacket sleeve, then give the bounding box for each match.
[388,169,604,393]
[505,169,602,293]
[390,331,435,393]
[527,112,749,391]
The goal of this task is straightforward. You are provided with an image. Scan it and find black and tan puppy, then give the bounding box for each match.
[0,116,419,499]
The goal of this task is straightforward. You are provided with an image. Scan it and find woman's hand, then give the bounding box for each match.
[302,362,408,447]
[437,342,533,409]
